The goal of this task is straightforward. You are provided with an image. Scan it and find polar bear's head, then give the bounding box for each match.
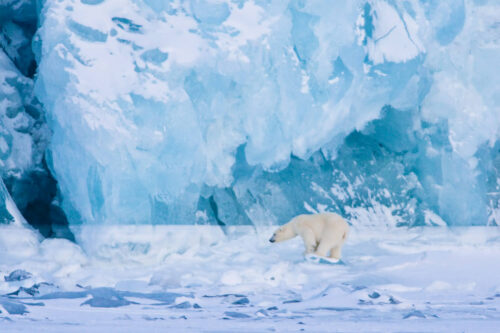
[269,224,296,243]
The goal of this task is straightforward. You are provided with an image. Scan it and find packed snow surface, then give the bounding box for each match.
[32,0,500,228]
[1,225,500,331]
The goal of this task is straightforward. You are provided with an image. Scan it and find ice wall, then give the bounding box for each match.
[0,47,46,175]
[1,1,74,238]
[33,0,499,227]
[0,177,25,225]
[0,70,33,228]
[0,0,38,77]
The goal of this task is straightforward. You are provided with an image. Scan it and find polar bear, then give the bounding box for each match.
[269,212,349,260]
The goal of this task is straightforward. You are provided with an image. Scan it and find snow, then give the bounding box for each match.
[0,225,499,331]
[364,1,424,65]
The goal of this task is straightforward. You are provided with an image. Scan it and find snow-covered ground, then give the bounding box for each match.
[1,225,499,332]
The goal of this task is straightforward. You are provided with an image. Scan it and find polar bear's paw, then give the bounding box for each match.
[305,254,344,265]
[304,254,320,263]
[318,257,344,265]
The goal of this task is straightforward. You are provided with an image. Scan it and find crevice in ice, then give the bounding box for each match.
[4,161,74,240]
[111,17,143,33]
[374,25,396,43]
[208,195,226,229]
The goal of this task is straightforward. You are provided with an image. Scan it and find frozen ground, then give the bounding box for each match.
[0,225,499,332]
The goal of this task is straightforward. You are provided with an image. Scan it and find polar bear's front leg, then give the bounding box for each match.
[300,228,317,255]
[314,241,331,257]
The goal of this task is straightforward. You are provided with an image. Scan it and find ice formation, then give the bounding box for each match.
[0,0,43,184]
[0,0,491,228]
[0,0,74,238]
[0,0,37,77]
[0,45,46,228]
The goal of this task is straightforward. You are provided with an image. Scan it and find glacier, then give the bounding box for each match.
[31,0,500,229]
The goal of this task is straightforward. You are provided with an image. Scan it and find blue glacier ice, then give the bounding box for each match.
[1,3,74,238]
[0,0,37,77]
[30,0,499,228]
[0,176,23,225]
[0,47,47,228]
[0,49,40,178]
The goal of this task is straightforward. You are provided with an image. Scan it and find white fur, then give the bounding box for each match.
[270,212,349,259]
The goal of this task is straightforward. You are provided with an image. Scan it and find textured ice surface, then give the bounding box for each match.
[0,225,499,331]
[0,11,69,237]
[33,0,500,227]
[0,177,27,226]
[0,0,37,77]
[0,2,42,193]
[0,49,45,178]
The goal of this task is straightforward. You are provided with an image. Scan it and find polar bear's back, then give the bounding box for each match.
[322,211,349,232]
[294,212,347,226]
[293,212,349,241]
[322,212,348,226]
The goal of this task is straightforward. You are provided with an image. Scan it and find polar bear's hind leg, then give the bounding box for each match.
[329,246,342,259]
[330,231,347,259]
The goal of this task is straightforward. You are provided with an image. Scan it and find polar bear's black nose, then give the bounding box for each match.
[269,236,275,243]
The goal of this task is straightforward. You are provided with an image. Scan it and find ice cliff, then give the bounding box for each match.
[1,0,499,229]
[0,0,72,238]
